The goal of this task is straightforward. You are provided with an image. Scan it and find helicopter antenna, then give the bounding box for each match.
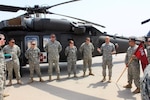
[47,11,106,28]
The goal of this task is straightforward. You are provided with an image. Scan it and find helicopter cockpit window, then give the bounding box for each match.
[43,35,50,47]
[25,35,39,50]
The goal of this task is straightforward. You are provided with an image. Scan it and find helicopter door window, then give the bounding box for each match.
[25,35,39,50]
[43,35,50,47]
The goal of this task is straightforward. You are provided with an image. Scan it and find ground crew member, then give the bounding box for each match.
[25,41,44,83]
[97,36,116,83]
[3,38,22,86]
[44,34,62,81]
[79,37,94,77]
[0,34,6,100]
[146,38,150,63]
[123,37,140,94]
[65,40,77,78]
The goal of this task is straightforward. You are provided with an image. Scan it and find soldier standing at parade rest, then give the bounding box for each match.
[123,37,140,94]
[44,34,62,81]
[3,38,23,86]
[25,41,44,83]
[146,38,150,63]
[79,37,94,77]
[97,36,116,83]
[65,40,77,78]
[0,34,6,100]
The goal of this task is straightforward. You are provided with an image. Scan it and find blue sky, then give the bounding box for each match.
[0,0,149,37]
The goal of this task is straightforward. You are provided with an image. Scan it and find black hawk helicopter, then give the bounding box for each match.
[0,0,129,67]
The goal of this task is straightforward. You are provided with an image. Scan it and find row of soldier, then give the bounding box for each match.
[1,33,148,100]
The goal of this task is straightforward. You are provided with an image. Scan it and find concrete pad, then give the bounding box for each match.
[4,53,142,100]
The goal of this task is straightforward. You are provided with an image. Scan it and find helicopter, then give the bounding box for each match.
[0,0,130,68]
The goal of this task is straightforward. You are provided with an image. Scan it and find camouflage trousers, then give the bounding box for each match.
[67,60,76,74]
[102,59,113,77]
[29,62,42,78]
[83,57,92,72]
[128,65,140,88]
[0,73,4,100]
[48,59,60,76]
[6,60,21,80]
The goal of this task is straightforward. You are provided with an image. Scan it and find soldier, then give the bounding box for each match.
[65,40,77,78]
[44,34,62,81]
[0,34,6,100]
[3,38,22,86]
[141,64,150,100]
[146,38,150,63]
[97,36,116,83]
[25,41,44,83]
[79,37,94,77]
[123,37,140,94]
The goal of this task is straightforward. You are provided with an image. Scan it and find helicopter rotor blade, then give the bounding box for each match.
[0,5,26,12]
[47,12,105,28]
[141,18,150,24]
[46,0,80,9]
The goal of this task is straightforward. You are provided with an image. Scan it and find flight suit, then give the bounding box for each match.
[0,47,5,100]
[25,47,42,78]
[3,44,21,81]
[79,42,94,74]
[65,46,77,76]
[125,45,140,89]
[100,42,116,78]
[44,40,62,78]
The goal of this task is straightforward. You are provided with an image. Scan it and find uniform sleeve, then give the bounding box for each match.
[25,49,29,59]
[91,43,94,52]
[17,46,21,57]
[112,44,116,54]
[65,47,69,56]
[79,43,84,53]
[125,51,128,64]
[58,42,62,53]
[37,48,41,57]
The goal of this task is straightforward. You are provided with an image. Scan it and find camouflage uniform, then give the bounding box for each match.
[44,40,62,76]
[25,47,42,78]
[3,44,21,81]
[125,44,140,89]
[146,45,150,63]
[0,47,5,100]
[79,42,94,73]
[100,42,115,78]
[141,64,150,100]
[65,46,77,75]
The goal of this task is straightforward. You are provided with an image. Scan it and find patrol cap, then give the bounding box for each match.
[129,36,136,42]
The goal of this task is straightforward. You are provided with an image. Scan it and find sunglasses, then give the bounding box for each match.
[32,44,36,45]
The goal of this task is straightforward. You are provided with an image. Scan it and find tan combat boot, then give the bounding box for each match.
[39,77,44,82]
[123,84,132,88]
[3,93,9,97]
[17,80,23,85]
[28,78,34,84]
[57,74,60,80]
[74,73,77,78]
[7,80,12,86]
[108,77,111,83]
[133,88,140,94]
[49,75,52,81]
[89,70,94,76]
[101,77,106,82]
[83,72,86,77]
